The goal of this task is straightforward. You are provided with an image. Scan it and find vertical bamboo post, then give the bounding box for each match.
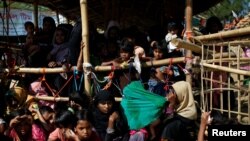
[33,1,38,31]
[185,0,193,85]
[56,10,60,25]
[80,0,91,96]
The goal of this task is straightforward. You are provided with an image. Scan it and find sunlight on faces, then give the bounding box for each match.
[75,120,93,140]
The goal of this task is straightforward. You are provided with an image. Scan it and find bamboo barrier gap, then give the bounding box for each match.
[80,0,91,96]
[184,0,193,85]
[205,40,250,46]
[194,26,250,41]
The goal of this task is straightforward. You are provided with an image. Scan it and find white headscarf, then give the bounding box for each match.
[172,81,197,120]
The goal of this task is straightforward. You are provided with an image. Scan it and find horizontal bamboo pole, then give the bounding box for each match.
[207,40,250,46]
[33,95,122,102]
[34,96,69,102]
[213,52,236,59]
[194,26,250,41]
[201,62,250,76]
[171,38,213,54]
[2,57,185,73]
[95,57,185,71]
[204,57,250,64]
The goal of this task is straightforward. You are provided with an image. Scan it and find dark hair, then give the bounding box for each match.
[39,105,54,115]
[205,16,223,34]
[43,16,56,31]
[75,109,94,125]
[24,21,34,29]
[119,37,134,55]
[69,91,90,109]
[93,90,115,106]
[210,110,239,125]
[54,109,76,128]
[167,22,178,32]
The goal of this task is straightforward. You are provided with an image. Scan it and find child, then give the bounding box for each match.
[101,37,138,91]
[92,90,129,141]
[48,109,76,141]
[74,109,101,141]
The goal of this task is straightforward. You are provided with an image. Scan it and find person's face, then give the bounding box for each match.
[26,26,34,34]
[153,49,163,60]
[43,21,52,32]
[55,30,65,44]
[16,119,32,136]
[120,51,130,61]
[42,111,55,124]
[97,101,113,114]
[0,124,5,134]
[245,49,250,57]
[75,120,92,140]
[169,29,178,35]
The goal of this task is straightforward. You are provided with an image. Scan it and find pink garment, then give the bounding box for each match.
[9,124,46,141]
[48,128,65,141]
[32,124,47,141]
[30,80,54,109]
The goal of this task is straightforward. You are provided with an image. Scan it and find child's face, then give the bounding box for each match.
[75,120,92,140]
[245,49,250,57]
[26,25,34,34]
[97,101,113,114]
[16,118,32,136]
[120,51,130,61]
[55,30,65,44]
[42,111,55,124]
[153,49,163,60]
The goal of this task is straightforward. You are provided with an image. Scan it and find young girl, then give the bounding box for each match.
[101,37,138,92]
[48,109,76,141]
[74,109,101,141]
[91,90,129,141]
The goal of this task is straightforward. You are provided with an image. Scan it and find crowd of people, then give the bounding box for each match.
[0,15,240,141]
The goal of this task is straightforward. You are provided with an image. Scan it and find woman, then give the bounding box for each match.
[91,90,129,141]
[161,81,197,141]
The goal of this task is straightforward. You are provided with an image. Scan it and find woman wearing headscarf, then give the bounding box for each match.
[161,81,197,141]
[91,90,129,141]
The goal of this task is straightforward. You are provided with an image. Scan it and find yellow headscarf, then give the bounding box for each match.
[172,81,197,120]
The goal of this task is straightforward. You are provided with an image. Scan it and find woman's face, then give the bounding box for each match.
[120,51,130,61]
[97,101,113,114]
[153,49,163,60]
[55,30,65,44]
[75,120,92,140]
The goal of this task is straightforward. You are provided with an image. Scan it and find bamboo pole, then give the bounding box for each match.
[34,96,69,102]
[95,57,185,71]
[33,95,122,102]
[33,1,38,31]
[171,38,213,54]
[184,0,193,84]
[201,62,250,76]
[80,0,91,96]
[2,57,186,74]
[194,26,250,41]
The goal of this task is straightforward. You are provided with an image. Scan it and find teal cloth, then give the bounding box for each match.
[121,81,166,130]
